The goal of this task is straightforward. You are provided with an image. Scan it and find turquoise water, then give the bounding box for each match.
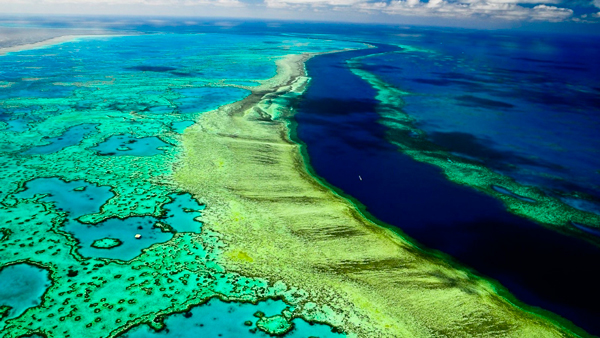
[170,121,194,134]
[162,193,205,233]
[0,264,50,322]
[67,216,173,260]
[92,134,170,156]
[0,32,361,212]
[66,193,205,261]
[173,87,250,114]
[123,299,342,338]
[23,123,97,155]
[0,32,364,337]
[4,118,30,133]
[15,177,114,218]
[14,178,208,261]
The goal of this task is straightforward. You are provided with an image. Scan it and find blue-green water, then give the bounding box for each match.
[15,177,114,218]
[170,121,195,134]
[0,264,50,323]
[92,134,170,156]
[23,123,97,155]
[123,299,342,338]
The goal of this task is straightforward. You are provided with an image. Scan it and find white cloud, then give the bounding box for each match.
[265,0,367,8]
[461,0,560,4]
[268,0,574,21]
[575,9,600,21]
[529,4,573,21]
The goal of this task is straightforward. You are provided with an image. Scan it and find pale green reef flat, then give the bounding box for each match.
[0,33,591,338]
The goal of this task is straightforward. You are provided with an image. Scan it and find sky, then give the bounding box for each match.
[0,0,599,29]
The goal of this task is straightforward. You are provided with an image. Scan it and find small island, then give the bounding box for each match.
[90,238,122,249]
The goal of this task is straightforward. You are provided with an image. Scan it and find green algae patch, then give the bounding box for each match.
[153,222,175,234]
[91,238,122,249]
[175,54,585,337]
[228,250,254,263]
[256,314,294,336]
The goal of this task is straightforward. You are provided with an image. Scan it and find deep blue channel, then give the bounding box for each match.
[296,44,600,336]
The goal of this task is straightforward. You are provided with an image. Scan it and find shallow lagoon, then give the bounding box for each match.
[93,134,170,157]
[0,264,50,322]
[15,177,114,218]
[123,299,342,338]
[23,123,97,155]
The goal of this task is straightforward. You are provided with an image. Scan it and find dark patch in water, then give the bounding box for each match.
[412,78,453,86]
[300,98,377,117]
[127,66,177,72]
[513,57,556,64]
[495,87,600,109]
[429,132,507,161]
[494,68,544,76]
[513,57,582,66]
[411,78,489,92]
[360,64,402,73]
[170,71,196,77]
[436,72,492,83]
[428,131,562,171]
[498,88,570,106]
[540,65,587,72]
[455,95,515,109]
